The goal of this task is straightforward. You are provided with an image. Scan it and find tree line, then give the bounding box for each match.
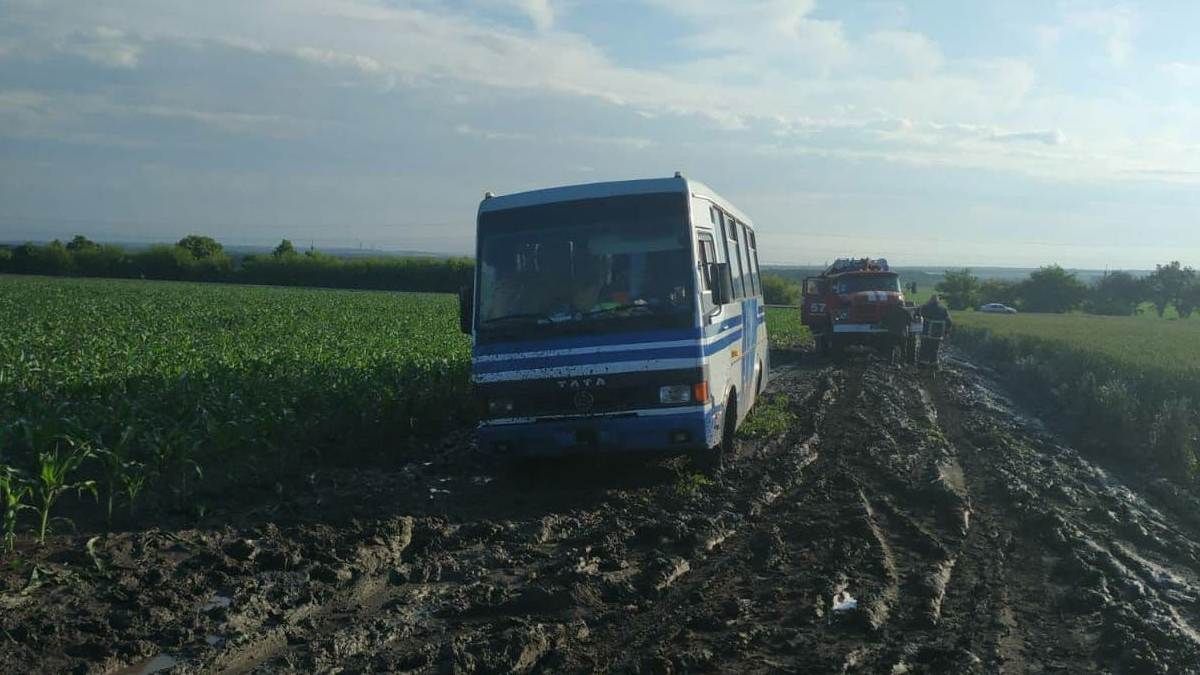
[0,235,473,293]
[936,263,1200,317]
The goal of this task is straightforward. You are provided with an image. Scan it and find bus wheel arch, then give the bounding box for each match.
[723,388,739,436]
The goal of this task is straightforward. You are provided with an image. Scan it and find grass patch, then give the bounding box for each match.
[672,469,714,497]
[765,307,812,350]
[956,311,1200,377]
[738,393,797,440]
[953,315,1200,487]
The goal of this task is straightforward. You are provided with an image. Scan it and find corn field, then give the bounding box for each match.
[0,275,470,545]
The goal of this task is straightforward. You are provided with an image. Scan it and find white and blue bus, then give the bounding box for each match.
[458,174,768,468]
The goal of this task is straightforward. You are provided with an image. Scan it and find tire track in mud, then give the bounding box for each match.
[928,356,1200,673]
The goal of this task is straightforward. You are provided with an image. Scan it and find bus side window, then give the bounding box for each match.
[746,226,761,297]
[727,216,746,299]
[739,221,756,297]
[716,210,734,284]
[697,233,717,311]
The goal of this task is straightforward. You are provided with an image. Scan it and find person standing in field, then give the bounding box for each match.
[881,301,913,365]
[919,294,952,365]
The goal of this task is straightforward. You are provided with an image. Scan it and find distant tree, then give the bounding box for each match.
[273,239,296,258]
[1176,281,1200,319]
[1020,265,1087,313]
[936,268,981,310]
[65,235,98,252]
[38,240,75,275]
[176,235,224,259]
[760,274,800,305]
[133,245,197,280]
[74,244,131,278]
[978,278,1021,307]
[1084,271,1145,316]
[1146,261,1196,318]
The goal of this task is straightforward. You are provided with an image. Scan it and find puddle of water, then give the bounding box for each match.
[205,634,225,647]
[111,653,178,675]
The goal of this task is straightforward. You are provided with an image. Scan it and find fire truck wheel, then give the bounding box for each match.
[830,335,847,363]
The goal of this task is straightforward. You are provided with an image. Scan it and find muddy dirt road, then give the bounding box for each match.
[4,350,1200,673]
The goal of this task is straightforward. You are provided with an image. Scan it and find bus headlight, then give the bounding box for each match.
[487,398,515,415]
[659,385,692,404]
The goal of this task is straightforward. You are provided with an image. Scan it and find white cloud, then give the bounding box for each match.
[63,25,142,68]
[3,0,1200,208]
[294,47,382,73]
[988,129,1066,146]
[1064,6,1138,66]
[1161,61,1200,88]
[862,30,944,76]
[520,0,555,31]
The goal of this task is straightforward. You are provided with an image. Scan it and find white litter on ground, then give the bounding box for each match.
[832,591,858,612]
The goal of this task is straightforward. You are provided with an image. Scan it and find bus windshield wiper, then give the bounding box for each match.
[583,302,650,317]
[480,312,546,326]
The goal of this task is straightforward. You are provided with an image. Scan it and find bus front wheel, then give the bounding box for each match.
[693,395,737,474]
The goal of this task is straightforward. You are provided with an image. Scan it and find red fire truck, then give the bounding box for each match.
[800,258,921,359]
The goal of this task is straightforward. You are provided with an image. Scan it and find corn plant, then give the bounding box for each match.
[0,466,33,552]
[33,439,97,544]
[94,425,139,524]
[120,461,148,518]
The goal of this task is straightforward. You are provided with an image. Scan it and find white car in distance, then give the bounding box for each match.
[979,303,1018,314]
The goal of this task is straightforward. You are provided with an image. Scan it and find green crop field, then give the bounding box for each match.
[0,275,470,540]
[0,274,813,543]
[956,311,1200,376]
[764,307,812,350]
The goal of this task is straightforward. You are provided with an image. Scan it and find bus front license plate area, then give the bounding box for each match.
[574,428,599,448]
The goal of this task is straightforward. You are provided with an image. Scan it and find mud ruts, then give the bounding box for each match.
[2,351,1199,673]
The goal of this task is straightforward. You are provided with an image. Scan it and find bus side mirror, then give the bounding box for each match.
[711,263,734,305]
[458,286,473,334]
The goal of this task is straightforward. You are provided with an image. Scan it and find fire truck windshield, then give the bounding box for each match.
[833,274,901,294]
[476,193,694,341]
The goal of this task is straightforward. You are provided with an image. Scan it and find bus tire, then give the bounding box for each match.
[693,394,736,474]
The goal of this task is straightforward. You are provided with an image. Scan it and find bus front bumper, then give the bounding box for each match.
[478,406,718,457]
[832,322,924,334]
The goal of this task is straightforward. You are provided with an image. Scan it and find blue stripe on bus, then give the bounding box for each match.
[704,314,743,337]
[473,345,705,374]
[474,328,702,356]
[473,329,746,374]
[705,329,744,355]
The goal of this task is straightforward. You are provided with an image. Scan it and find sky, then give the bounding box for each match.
[1,0,1199,268]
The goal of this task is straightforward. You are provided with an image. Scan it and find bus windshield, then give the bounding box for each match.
[477,193,693,341]
[833,274,901,294]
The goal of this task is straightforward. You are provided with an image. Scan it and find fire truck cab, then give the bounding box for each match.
[801,258,921,358]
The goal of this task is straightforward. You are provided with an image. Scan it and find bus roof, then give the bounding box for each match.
[478,176,754,228]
